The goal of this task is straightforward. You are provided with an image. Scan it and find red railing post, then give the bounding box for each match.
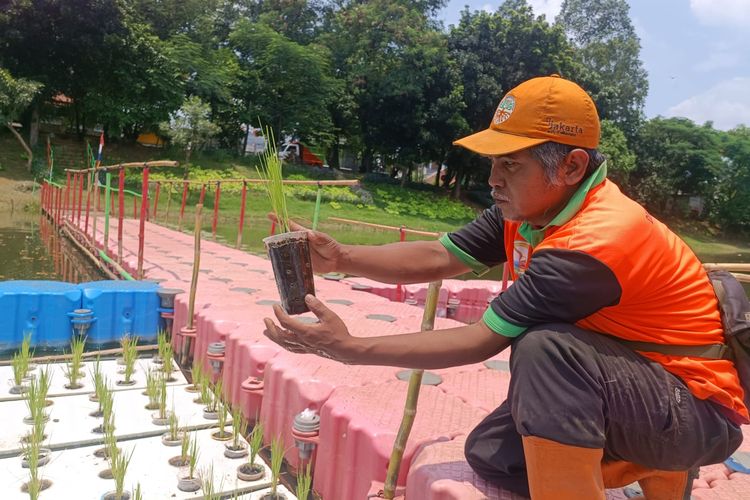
[152,182,161,219]
[55,186,62,225]
[137,167,149,279]
[236,181,247,249]
[199,183,206,205]
[69,173,77,223]
[77,173,84,226]
[178,181,188,230]
[133,195,137,219]
[270,220,276,236]
[212,182,221,239]
[118,167,125,264]
[84,172,92,236]
[64,171,71,221]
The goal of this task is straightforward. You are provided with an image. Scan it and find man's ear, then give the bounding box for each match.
[562,149,590,186]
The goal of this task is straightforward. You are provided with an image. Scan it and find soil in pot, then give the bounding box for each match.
[20,479,52,493]
[89,393,99,402]
[9,384,29,395]
[211,430,232,441]
[168,456,189,467]
[116,379,136,387]
[224,442,248,459]
[94,446,118,459]
[151,411,171,426]
[89,409,104,418]
[144,402,160,410]
[264,231,316,315]
[23,413,49,425]
[161,432,184,447]
[101,491,132,500]
[20,433,47,444]
[177,475,202,492]
[237,463,265,482]
[98,468,113,480]
[185,384,200,393]
[21,448,51,468]
[203,408,218,420]
[64,382,84,390]
[259,494,286,500]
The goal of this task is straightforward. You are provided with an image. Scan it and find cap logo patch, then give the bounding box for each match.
[545,118,583,137]
[493,95,516,125]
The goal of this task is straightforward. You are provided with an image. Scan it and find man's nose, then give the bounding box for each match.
[488,162,504,187]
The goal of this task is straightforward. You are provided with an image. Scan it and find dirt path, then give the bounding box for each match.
[0,176,37,212]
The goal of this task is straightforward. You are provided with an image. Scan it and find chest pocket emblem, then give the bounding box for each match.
[513,240,531,275]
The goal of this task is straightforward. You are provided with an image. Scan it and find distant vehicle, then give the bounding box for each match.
[278,140,325,167]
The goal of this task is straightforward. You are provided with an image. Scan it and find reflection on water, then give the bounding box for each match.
[0,211,105,283]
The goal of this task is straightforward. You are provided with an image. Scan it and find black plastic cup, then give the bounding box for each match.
[263,231,316,314]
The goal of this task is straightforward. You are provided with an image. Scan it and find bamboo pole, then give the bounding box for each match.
[155,178,359,186]
[64,160,179,173]
[382,280,442,499]
[704,263,750,272]
[328,216,440,237]
[181,204,203,366]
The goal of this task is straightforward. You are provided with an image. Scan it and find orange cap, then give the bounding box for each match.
[453,75,600,155]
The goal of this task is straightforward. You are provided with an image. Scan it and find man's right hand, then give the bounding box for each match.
[267,213,344,274]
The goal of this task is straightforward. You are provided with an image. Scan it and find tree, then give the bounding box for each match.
[0,68,42,171]
[322,0,464,173]
[632,118,722,216]
[160,96,221,173]
[713,127,750,232]
[598,119,635,187]
[556,0,648,140]
[230,20,337,148]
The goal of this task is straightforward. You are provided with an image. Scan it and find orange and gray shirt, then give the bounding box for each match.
[440,162,749,424]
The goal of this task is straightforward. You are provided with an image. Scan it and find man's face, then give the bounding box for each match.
[487,148,572,227]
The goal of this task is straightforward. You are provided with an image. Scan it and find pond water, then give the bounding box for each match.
[0,210,104,283]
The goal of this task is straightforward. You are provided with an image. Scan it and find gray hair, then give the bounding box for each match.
[529,142,605,186]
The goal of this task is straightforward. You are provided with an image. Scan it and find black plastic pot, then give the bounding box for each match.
[263,231,316,315]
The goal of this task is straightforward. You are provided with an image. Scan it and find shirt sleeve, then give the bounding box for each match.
[439,205,506,276]
[483,248,622,337]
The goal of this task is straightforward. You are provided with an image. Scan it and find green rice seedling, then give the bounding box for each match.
[144,368,160,409]
[21,332,34,370]
[200,465,223,500]
[157,373,168,420]
[256,126,290,233]
[190,361,205,391]
[231,406,248,450]
[187,433,200,479]
[199,375,213,408]
[64,336,86,388]
[216,400,229,438]
[180,429,191,461]
[207,379,223,413]
[133,483,142,500]
[90,355,103,386]
[157,330,169,362]
[121,335,138,384]
[162,342,175,377]
[269,435,285,495]
[296,462,313,500]
[11,352,27,387]
[109,445,135,500]
[100,383,115,435]
[36,365,51,404]
[248,420,264,470]
[24,437,43,500]
[167,407,180,441]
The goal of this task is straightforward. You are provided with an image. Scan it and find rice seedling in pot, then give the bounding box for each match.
[296,463,313,500]
[104,443,134,500]
[118,335,138,386]
[237,420,265,481]
[212,399,230,440]
[10,352,29,394]
[266,435,286,499]
[187,361,203,393]
[162,406,183,446]
[89,356,103,402]
[176,432,201,492]
[64,336,86,389]
[224,406,248,458]
[151,373,170,425]
[144,368,160,410]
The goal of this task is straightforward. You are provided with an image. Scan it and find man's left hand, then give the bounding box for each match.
[263,294,358,363]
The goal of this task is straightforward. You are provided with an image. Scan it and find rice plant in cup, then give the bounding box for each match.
[212,400,230,440]
[187,361,203,393]
[169,430,191,467]
[203,379,221,419]
[64,336,86,389]
[161,342,176,381]
[21,332,35,371]
[144,369,160,410]
[133,483,142,500]
[162,407,183,446]
[154,330,169,364]
[200,465,224,500]
[255,126,289,233]
[104,443,134,500]
[237,420,265,481]
[89,356,103,402]
[152,373,170,425]
[23,370,50,426]
[10,352,29,394]
[118,335,138,386]
[197,371,213,407]
[22,436,52,499]
[176,433,201,492]
[224,406,248,458]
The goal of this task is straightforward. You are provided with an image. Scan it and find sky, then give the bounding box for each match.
[438,0,750,130]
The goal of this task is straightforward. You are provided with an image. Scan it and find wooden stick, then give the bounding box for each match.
[383,280,442,499]
[155,178,359,186]
[64,160,179,173]
[181,204,203,366]
[328,216,440,237]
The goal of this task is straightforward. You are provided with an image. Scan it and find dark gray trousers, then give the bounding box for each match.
[464,323,743,497]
